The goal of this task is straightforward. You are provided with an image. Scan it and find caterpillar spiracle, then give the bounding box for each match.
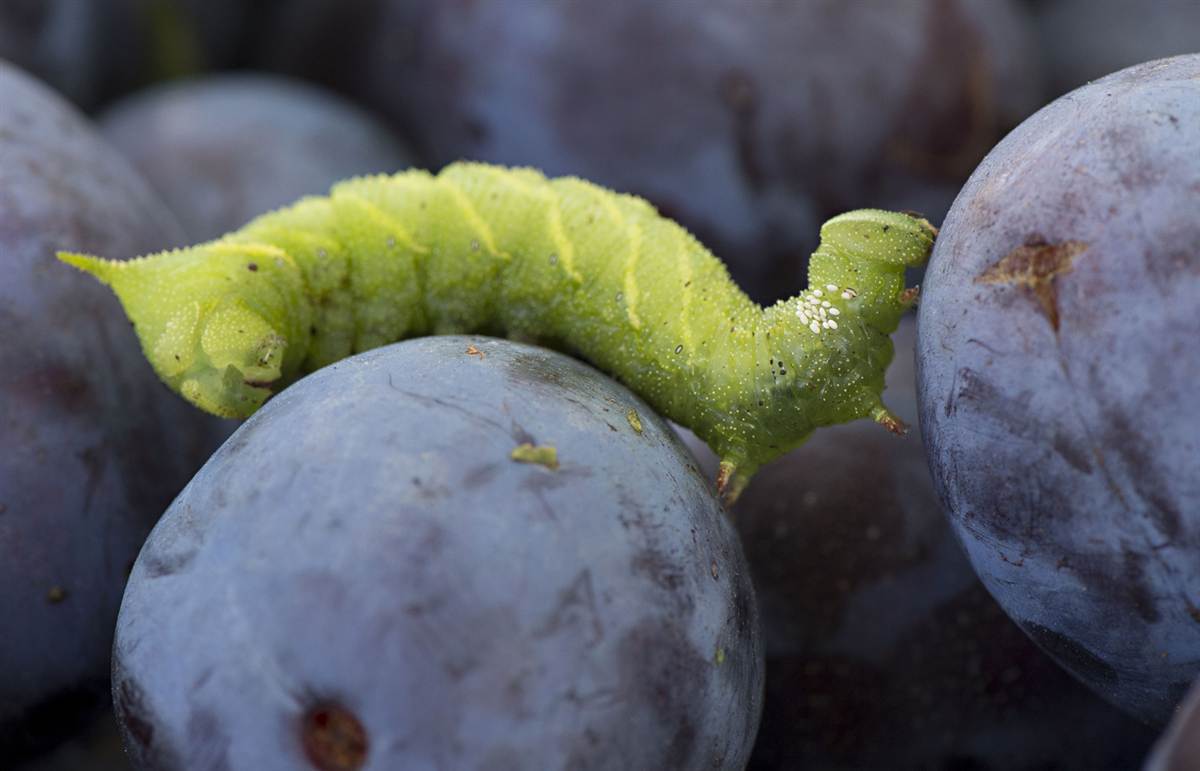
[58,162,935,502]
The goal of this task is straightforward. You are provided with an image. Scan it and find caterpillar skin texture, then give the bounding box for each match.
[59,162,935,501]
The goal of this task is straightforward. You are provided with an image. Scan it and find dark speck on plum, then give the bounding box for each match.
[301,702,368,771]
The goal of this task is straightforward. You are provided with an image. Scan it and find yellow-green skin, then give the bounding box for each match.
[59,162,934,501]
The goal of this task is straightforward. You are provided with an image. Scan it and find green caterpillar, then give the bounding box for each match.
[59,162,934,502]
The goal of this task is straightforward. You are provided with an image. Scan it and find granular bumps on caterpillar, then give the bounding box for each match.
[60,162,935,501]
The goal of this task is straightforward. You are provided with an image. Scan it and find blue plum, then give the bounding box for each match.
[113,336,763,770]
[1144,676,1200,771]
[732,319,1155,769]
[917,55,1200,724]
[0,0,147,109]
[98,74,415,242]
[0,1,249,110]
[0,61,229,758]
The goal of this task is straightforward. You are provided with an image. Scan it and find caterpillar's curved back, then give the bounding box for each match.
[59,162,935,501]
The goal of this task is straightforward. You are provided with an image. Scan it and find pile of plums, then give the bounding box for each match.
[2,3,1197,769]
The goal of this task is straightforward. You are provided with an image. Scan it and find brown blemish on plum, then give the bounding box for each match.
[10,362,95,413]
[301,702,368,771]
[976,238,1089,331]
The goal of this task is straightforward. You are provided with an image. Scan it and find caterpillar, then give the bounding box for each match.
[58,162,935,502]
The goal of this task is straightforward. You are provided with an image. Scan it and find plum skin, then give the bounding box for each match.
[1144,676,1200,771]
[113,336,763,771]
[916,55,1200,725]
[0,61,228,759]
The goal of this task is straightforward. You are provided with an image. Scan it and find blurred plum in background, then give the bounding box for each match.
[0,0,247,110]
[0,0,154,109]
[730,319,1157,769]
[0,60,229,761]
[1145,676,1200,771]
[98,73,416,241]
[253,0,1043,301]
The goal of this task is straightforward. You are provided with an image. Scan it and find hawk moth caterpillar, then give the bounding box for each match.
[58,162,935,502]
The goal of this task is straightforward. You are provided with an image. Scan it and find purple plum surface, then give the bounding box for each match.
[113,336,762,770]
[98,74,415,242]
[255,0,1042,300]
[0,0,147,109]
[0,1,248,110]
[917,55,1200,725]
[0,61,228,758]
[1144,676,1200,771]
[733,319,1156,769]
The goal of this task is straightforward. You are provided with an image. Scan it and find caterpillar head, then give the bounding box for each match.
[711,209,936,502]
[59,240,311,418]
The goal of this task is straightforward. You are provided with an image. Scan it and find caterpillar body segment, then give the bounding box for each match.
[59,162,935,502]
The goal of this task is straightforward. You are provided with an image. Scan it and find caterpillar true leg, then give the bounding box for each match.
[58,162,935,502]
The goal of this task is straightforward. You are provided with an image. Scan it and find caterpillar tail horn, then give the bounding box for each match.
[57,245,307,419]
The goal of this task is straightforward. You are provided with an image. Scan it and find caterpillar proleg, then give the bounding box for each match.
[59,162,935,502]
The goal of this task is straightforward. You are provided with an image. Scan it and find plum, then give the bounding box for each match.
[112,336,763,770]
[1033,0,1200,98]
[1144,676,1200,771]
[253,0,1042,301]
[731,319,1155,769]
[916,55,1200,724]
[98,74,415,242]
[0,61,229,757]
[0,0,147,109]
[0,1,248,110]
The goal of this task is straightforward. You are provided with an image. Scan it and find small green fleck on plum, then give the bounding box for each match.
[510,443,558,470]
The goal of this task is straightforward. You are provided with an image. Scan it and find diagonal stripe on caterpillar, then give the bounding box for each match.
[58,161,935,502]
